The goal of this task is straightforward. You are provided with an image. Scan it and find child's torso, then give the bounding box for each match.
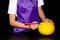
[14,0,40,33]
[17,0,39,23]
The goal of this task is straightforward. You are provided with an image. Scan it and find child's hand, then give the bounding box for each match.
[30,21,39,30]
[42,18,54,24]
[25,21,39,30]
[30,24,38,30]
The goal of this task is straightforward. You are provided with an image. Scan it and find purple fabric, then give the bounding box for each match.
[13,0,40,33]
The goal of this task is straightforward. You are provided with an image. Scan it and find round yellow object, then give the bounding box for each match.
[38,21,55,35]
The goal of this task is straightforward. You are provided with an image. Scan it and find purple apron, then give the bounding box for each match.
[13,0,40,33]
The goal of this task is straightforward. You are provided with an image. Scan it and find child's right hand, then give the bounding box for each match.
[25,21,39,30]
[30,24,38,30]
[30,21,39,30]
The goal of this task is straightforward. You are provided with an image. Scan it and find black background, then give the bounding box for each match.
[0,0,59,35]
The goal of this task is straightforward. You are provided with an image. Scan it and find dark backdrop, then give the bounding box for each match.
[0,0,13,35]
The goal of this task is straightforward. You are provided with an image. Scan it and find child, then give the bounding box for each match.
[8,0,54,33]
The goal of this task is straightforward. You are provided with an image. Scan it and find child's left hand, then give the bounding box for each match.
[42,18,54,24]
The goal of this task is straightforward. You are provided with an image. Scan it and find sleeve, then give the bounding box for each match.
[7,0,18,14]
[38,0,44,7]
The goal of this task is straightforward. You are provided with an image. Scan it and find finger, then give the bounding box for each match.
[47,19,54,24]
[32,21,38,24]
[31,27,36,30]
[30,25,37,30]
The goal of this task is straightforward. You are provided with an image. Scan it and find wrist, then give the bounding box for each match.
[25,24,31,29]
[42,18,47,22]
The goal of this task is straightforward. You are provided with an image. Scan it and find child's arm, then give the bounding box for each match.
[38,7,54,24]
[9,14,30,29]
[8,0,31,29]
[38,7,46,21]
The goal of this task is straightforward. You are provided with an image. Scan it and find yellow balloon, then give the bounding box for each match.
[38,21,55,35]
